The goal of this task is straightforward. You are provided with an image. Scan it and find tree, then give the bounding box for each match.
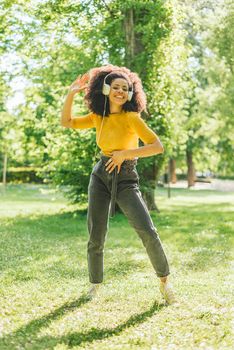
[15,0,175,207]
[207,0,234,176]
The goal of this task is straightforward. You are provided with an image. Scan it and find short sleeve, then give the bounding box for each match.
[128,112,158,144]
[71,112,95,129]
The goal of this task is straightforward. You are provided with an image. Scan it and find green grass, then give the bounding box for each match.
[0,184,233,350]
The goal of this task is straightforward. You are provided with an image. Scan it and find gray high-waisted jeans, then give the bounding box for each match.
[87,155,170,283]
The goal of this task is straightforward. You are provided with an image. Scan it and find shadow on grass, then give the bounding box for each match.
[0,297,165,349]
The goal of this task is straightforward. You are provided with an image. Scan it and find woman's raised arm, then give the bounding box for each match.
[61,73,90,128]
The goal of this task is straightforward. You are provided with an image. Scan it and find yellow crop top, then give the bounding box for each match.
[71,111,158,156]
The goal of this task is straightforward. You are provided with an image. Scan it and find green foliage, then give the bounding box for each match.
[1,0,234,205]
[43,125,96,204]
[206,0,234,175]
[0,167,44,183]
[169,0,234,176]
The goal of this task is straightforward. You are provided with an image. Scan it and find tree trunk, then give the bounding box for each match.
[123,8,135,67]
[186,149,196,187]
[3,153,7,187]
[141,161,160,212]
[142,189,160,212]
[123,8,145,75]
[169,158,177,183]
[123,7,160,210]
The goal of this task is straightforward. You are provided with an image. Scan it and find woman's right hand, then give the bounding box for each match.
[68,72,90,95]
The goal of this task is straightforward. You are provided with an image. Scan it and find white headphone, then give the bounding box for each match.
[102,72,133,101]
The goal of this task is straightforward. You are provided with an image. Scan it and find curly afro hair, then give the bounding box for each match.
[84,64,147,117]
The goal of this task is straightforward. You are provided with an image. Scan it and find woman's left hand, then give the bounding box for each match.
[105,150,126,174]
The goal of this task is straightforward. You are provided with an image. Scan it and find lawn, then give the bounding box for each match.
[0,183,233,350]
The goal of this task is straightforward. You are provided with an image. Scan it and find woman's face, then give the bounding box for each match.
[108,78,129,106]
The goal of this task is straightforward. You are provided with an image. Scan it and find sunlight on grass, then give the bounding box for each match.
[0,184,233,349]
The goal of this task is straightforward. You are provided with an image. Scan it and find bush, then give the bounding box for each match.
[0,167,50,184]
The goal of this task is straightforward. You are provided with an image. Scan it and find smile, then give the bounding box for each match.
[114,96,125,99]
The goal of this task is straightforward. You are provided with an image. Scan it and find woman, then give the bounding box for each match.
[61,64,176,304]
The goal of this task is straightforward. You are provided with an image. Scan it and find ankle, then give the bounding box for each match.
[160,276,168,283]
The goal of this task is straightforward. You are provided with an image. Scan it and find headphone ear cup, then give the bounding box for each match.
[128,90,133,101]
[102,83,110,96]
